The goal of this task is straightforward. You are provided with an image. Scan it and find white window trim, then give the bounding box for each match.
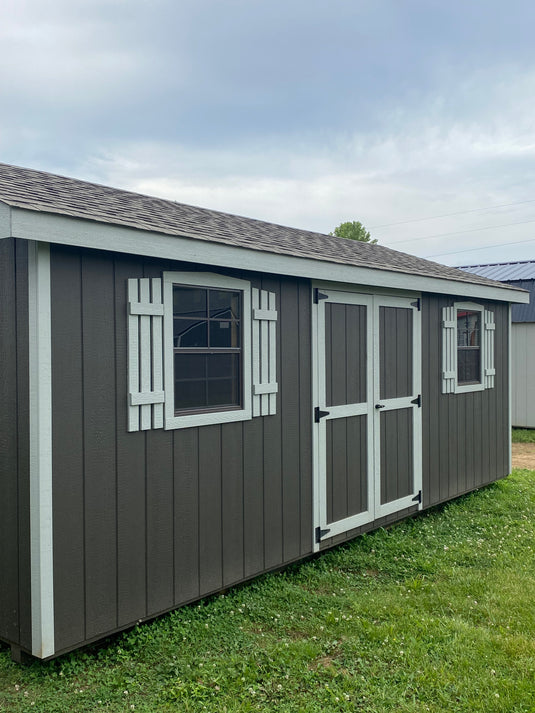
[453,301,486,394]
[162,271,252,429]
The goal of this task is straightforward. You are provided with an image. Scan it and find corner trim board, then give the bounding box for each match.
[28,241,55,659]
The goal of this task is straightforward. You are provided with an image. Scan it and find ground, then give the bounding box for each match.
[512,442,535,469]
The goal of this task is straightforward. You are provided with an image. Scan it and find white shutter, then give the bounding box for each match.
[483,309,495,389]
[127,278,165,431]
[442,305,456,394]
[252,288,278,416]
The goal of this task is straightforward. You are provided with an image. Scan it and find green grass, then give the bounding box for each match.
[2,470,535,712]
[512,428,535,443]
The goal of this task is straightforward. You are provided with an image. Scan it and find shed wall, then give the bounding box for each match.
[0,238,31,650]
[49,245,313,655]
[422,295,510,505]
[511,323,535,428]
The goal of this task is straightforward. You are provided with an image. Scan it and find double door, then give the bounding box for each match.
[313,289,422,545]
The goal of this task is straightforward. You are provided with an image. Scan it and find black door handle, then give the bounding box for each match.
[375,404,385,409]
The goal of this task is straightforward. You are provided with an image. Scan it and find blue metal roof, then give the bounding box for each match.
[459,262,535,322]
[459,261,535,281]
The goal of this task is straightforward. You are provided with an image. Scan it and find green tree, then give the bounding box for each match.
[330,220,377,244]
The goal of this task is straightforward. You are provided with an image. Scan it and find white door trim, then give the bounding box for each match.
[312,287,422,550]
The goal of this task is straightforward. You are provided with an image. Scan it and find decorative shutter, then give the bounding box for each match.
[252,288,278,416]
[127,278,165,431]
[442,305,456,394]
[483,309,495,389]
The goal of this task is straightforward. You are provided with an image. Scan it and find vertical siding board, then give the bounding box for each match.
[146,430,175,613]
[173,428,200,603]
[50,247,86,650]
[115,259,147,627]
[298,281,313,556]
[280,281,301,562]
[262,277,283,570]
[198,425,223,593]
[15,240,31,650]
[346,415,366,517]
[221,422,244,585]
[0,238,20,643]
[82,252,118,639]
[243,417,265,577]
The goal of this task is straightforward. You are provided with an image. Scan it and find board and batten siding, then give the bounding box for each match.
[49,244,313,656]
[511,323,535,428]
[0,238,32,652]
[422,295,510,505]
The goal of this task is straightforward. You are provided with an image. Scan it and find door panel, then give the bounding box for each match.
[380,408,413,505]
[379,306,413,400]
[314,289,422,547]
[325,303,367,406]
[326,415,368,525]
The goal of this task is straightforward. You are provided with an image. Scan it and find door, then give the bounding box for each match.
[313,289,422,547]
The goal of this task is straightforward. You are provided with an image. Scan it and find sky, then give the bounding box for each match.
[1,0,535,267]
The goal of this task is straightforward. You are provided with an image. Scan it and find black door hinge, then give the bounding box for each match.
[412,490,422,504]
[411,394,422,407]
[314,406,330,422]
[313,288,329,304]
[315,526,331,543]
[411,298,421,310]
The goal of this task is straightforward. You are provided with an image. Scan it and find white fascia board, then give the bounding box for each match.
[0,201,11,238]
[10,206,530,305]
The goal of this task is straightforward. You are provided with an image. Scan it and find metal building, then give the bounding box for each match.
[0,164,528,661]
[461,262,535,428]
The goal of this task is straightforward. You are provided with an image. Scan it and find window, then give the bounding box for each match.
[163,273,252,429]
[442,302,495,394]
[456,309,481,385]
[172,285,242,413]
[127,272,278,431]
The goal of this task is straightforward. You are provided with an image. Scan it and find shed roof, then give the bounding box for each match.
[0,162,527,300]
[459,261,535,281]
[460,262,535,322]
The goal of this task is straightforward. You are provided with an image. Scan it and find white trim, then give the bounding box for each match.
[28,241,55,659]
[10,208,529,305]
[163,271,252,429]
[508,304,512,472]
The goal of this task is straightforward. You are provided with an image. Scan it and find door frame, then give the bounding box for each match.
[312,284,423,552]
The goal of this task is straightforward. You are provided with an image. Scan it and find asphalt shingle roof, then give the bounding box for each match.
[0,162,521,293]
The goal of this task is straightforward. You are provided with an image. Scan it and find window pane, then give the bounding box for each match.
[174,353,206,380]
[457,310,480,347]
[174,318,208,347]
[175,378,207,410]
[207,353,239,378]
[209,290,241,319]
[209,320,241,348]
[173,286,207,318]
[207,378,239,407]
[458,348,480,384]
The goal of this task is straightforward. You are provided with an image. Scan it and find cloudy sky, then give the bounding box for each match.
[2,0,535,266]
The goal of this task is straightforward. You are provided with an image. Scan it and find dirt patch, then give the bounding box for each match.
[512,443,535,469]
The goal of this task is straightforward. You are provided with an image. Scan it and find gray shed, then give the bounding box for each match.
[460,262,535,428]
[0,163,529,661]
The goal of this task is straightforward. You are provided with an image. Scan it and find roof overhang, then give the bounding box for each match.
[1,204,529,304]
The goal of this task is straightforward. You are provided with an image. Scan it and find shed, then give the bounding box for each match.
[0,163,529,661]
[460,262,535,428]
